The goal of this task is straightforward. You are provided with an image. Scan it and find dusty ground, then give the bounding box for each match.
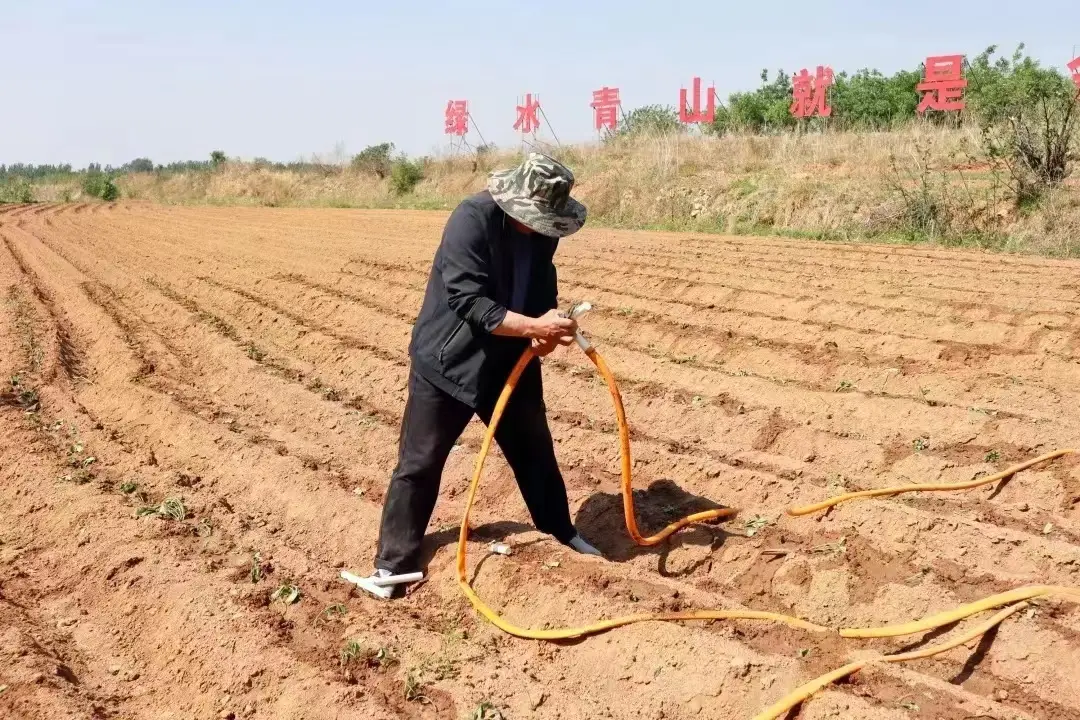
[1,201,1079,720]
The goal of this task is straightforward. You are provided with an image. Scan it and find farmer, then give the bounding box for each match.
[368,153,602,595]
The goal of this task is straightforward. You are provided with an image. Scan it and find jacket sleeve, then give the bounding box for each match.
[545,240,560,311]
[440,202,508,333]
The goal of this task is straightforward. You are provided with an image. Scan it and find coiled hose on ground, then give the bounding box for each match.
[454,326,1079,718]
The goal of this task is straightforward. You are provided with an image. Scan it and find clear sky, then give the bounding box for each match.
[2,1,1076,168]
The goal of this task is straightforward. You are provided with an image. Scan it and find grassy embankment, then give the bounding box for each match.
[27,127,1080,257]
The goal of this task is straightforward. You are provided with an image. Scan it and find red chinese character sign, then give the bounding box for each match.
[1069,56,1080,90]
[591,86,621,131]
[514,93,541,134]
[790,66,834,119]
[679,77,715,124]
[918,55,967,113]
[444,100,468,136]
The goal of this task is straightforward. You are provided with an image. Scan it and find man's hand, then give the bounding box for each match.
[494,309,577,342]
[532,333,575,357]
[527,309,577,341]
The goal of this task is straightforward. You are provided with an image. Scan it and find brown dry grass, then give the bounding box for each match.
[33,126,1080,256]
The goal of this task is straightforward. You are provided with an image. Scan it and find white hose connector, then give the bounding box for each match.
[340,570,424,600]
[568,302,593,352]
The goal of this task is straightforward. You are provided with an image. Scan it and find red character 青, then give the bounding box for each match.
[591,87,621,131]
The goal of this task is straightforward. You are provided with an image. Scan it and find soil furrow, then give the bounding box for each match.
[6,204,1079,720]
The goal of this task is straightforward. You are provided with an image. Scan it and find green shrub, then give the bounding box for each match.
[0,178,33,202]
[82,173,119,201]
[123,158,154,173]
[975,45,1079,206]
[352,143,395,178]
[101,178,119,201]
[390,156,424,195]
[82,173,107,198]
[615,105,682,139]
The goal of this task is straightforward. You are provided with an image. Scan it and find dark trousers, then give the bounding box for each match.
[374,364,576,574]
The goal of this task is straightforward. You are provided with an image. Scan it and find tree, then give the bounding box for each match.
[351,143,395,178]
[831,68,920,129]
[709,70,796,134]
[966,44,1074,125]
[123,158,154,173]
[389,154,424,194]
[210,150,227,167]
[612,105,682,140]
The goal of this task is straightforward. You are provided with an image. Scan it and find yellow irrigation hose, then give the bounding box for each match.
[455,347,825,640]
[750,661,866,720]
[751,602,1030,720]
[452,334,1080,714]
[787,449,1077,517]
[589,347,739,545]
[883,601,1028,663]
[841,585,1080,639]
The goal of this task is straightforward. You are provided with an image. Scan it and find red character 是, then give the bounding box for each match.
[1069,56,1080,90]
[444,100,468,136]
[679,77,715,124]
[591,86,620,131]
[918,55,967,113]
[514,93,541,133]
[790,65,834,119]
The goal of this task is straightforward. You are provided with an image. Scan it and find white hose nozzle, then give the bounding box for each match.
[569,302,592,320]
[567,302,593,351]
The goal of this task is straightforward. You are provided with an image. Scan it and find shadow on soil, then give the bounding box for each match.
[419,520,536,570]
[574,478,735,578]
[416,479,733,579]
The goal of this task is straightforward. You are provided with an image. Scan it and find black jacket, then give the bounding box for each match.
[409,191,559,409]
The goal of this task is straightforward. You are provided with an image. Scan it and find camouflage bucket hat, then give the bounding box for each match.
[487,152,587,238]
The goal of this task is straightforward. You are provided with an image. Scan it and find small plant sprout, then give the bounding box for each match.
[9,375,40,411]
[271,581,301,607]
[119,481,138,494]
[985,449,1001,463]
[321,603,347,622]
[245,343,266,361]
[471,701,504,720]
[811,536,848,556]
[913,437,929,452]
[374,646,398,669]
[404,670,427,703]
[136,497,186,521]
[250,552,263,584]
[744,516,771,537]
[60,469,93,485]
[340,639,363,666]
[836,380,854,392]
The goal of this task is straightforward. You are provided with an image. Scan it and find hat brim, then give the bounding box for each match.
[487,170,587,238]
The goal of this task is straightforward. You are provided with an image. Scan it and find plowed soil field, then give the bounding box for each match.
[2,202,1080,720]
